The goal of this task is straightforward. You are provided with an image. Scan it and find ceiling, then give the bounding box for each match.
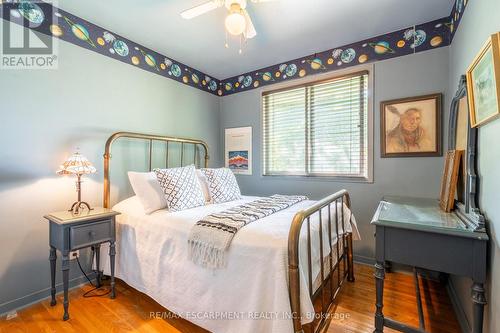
[58,0,454,79]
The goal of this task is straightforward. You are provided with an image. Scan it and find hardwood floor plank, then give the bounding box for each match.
[0,264,460,333]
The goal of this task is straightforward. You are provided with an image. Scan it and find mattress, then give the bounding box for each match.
[100,195,359,333]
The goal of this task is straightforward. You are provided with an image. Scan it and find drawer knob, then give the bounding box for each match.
[89,231,96,238]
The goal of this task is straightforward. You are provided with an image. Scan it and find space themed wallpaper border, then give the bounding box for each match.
[1,0,469,97]
[219,17,453,96]
[219,0,469,96]
[449,0,469,41]
[0,1,221,95]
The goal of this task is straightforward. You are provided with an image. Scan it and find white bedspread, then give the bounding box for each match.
[101,195,359,333]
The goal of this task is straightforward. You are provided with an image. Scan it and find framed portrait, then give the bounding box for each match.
[380,93,442,157]
[466,32,500,128]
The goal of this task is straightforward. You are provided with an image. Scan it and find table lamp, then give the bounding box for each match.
[57,151,97,214]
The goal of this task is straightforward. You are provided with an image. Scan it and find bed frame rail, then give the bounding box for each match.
[103,131,209,208]
[288,189,355,333]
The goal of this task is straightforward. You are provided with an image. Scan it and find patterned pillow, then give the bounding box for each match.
[200,168,242,204]
[154,165,205,212]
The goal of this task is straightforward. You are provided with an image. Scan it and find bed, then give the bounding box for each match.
[100,132,359,333]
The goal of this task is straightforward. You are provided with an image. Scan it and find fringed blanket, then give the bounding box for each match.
[188,195,308,269]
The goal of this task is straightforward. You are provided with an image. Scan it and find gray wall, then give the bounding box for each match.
[220,47,450,261]
[448,0,500,332]
[0,39,221,314]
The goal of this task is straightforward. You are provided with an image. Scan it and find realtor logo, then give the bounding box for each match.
[1,0,58,69]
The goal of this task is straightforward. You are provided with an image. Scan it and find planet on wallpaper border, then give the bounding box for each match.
[257,72,274,82]
[242,75,252,88]
[404,29,427,48]
[63,16,96,48]
[137,48,159,71]
[304,58,326,70]
[228,151,249,171]
[368,41,395,55]
[208,80,217,91]
[49,24,63,37]
[113,40,129,57]
[18,1,44,25]
[170,64,181,77]
[191,73,200,84]
[341,48,356,63]
[285,64,297,77]
[358,54,368,63]
[430,36,443,47]
[412,30,427,48]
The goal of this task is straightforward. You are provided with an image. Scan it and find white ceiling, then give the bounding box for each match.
[58,0,454,79]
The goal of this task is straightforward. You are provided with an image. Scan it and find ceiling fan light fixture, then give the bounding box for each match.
[225,4,246,36]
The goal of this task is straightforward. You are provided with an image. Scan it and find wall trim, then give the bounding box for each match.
[0,272,96,318]
[447,277,472,333]
[353,254,375,266]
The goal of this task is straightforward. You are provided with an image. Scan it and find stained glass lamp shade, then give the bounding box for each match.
[57,152,96,214]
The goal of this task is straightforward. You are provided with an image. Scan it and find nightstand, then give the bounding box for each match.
[44,208,120,320]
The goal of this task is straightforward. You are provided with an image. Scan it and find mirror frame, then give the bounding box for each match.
[448,75,486,231]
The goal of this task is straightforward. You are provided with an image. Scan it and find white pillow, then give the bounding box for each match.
[127,171,167,214]
[200,168,242,204]
[196,170,212,203]
[154,165,206,212]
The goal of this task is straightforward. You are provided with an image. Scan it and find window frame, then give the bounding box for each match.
[260,65,374,183]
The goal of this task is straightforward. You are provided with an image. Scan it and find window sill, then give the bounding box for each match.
[260,174,374,184]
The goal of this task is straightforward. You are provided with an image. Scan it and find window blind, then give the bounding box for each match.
[263,71,369,178]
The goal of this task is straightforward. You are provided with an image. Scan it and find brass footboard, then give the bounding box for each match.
[288,189,355,333]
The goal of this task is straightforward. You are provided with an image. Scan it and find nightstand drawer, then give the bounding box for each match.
[70,220,112,249]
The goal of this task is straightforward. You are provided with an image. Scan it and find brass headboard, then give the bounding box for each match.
[103,131,210,208]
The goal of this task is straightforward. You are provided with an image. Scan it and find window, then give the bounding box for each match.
[262,71,370,180]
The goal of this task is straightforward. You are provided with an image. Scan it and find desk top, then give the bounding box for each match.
[371,196,488,240]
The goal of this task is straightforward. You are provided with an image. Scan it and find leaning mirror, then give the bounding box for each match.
[448,75,485,231]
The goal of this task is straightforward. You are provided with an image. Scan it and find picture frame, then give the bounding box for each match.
[466,32,500,128]
[440,150,464,212]
[224,126,252,175]
[380,93,442,157]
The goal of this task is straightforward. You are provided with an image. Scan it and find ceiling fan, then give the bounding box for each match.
[181,0,277,41]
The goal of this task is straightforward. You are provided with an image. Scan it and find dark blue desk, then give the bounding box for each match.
[371,196,488,333]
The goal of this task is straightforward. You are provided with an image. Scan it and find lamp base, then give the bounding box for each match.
[69,201,93,215]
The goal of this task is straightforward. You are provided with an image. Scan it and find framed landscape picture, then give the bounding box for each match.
[466,32,500,128]
[380,93,442,157]
[224,126,252,175]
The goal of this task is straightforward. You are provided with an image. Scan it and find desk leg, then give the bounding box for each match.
[109,241,116,299]
[94,244,101,288]
[49,247,57,306]
[471,282,486,333]
[61,251,70,321]
[374,262,385,333]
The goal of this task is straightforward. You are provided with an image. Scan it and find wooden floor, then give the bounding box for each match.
[0,264,460,333]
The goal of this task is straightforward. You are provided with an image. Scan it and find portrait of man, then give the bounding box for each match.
[381,94,442,157]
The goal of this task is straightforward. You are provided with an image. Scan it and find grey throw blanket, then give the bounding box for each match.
[188,195,308,269]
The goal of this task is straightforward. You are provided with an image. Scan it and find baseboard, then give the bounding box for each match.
[0,272,96,318]
[446,278,471,333]
[353,254,375,266]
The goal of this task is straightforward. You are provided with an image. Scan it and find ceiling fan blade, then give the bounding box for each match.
[180,1,222,19]
[242,9,257,39]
